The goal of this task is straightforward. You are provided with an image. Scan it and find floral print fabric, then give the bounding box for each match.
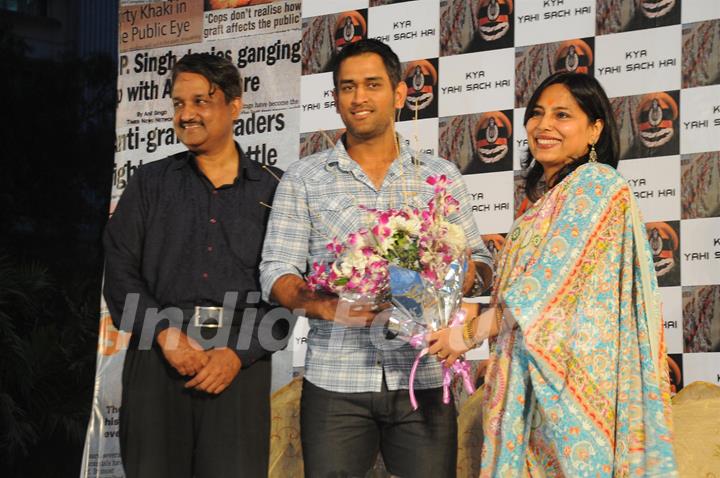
[481,163,678,477]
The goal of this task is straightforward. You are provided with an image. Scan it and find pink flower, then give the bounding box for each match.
[443,196,460,215]
[372,224,392,238]
[423,269,438,283]
[305,174,467,296]
[327,238,344,255]
[426,174,448,187]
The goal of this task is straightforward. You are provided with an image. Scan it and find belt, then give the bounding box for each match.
[127,306,250,350]
[181,305,263,329]
[189,306,228,328]
[181,306,243,349]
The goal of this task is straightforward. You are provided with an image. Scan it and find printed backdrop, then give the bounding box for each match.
[82,1,720,476]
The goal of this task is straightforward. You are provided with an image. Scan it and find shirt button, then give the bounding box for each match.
[201,272,209,279]
[375,359,382,366]
[209,218,217,224]
[207,245,213,252]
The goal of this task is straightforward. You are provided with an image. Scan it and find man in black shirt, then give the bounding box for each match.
[103,53,283,478]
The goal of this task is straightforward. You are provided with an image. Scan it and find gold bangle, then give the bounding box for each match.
[495,305,503,332]
[463,314,479,349]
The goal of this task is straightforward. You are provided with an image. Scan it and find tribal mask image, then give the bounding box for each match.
[646,221,679,278]
[637,0,676,19]
[474,111,512,164]
[666,355,682,394]
[404,60,438,112]
[334,11,366,53]
[553,39,593,75]
[475,0,513,42]
[636,92,678,149]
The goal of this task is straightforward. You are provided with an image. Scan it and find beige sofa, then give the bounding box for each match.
[269,378,720,477]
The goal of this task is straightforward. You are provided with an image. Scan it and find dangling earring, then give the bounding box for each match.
[589,143,598,163]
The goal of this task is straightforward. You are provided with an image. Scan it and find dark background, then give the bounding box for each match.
[0,1,118,476]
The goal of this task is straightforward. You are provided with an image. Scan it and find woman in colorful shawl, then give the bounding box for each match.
[428,72,678,476]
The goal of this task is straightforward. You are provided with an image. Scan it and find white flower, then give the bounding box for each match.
[338,249,369,275]
[373,233,394,255]
[444,223,467,253]
[388,214,421,237]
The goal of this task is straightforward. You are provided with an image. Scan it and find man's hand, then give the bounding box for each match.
[324,295,390,327]
[185,348,242,394]
[156,328,209,376]
[270,274,389,326]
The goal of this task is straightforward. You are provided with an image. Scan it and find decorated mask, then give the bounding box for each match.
[474,111,512,164]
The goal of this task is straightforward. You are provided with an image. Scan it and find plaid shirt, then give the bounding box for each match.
[260,137,493,393]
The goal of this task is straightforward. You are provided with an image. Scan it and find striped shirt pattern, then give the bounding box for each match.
[260,137,493,393]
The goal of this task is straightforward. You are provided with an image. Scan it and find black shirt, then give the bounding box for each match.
[103,144,283,368]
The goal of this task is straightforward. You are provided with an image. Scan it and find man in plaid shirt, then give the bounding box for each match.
[260,39,492,477]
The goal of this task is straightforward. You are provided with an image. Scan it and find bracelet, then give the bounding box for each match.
[462,314,480,349]
[495,305,503,332]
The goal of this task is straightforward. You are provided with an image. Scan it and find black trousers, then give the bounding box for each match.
[119,346,270,478]
[300,378,457,478]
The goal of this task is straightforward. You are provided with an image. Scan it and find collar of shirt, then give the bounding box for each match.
[324,133,427,177]
[170,142,263,184]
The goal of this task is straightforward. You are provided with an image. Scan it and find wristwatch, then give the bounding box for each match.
[466,270,486,297]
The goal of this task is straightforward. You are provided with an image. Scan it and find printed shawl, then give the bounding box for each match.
[480,163,678,477]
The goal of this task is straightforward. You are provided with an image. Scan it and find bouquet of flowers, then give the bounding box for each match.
[306,175,466,295]
[306,175,475,408]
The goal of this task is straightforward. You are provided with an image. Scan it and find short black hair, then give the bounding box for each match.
[171,53,242,102]
[522,72,620,202]
[330,38,402,90]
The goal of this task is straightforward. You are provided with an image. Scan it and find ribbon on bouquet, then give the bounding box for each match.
[408,309,475,410]
[442,356,475,406]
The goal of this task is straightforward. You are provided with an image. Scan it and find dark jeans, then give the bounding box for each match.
[119,346,270,478]
[300,378,457,478]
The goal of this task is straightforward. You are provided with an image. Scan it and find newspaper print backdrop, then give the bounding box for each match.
[83,0,720,476]
[82,1,301,477]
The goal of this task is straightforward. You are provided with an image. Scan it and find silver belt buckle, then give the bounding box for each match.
[193,306,224,328]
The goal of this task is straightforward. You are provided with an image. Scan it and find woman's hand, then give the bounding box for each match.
[427,325,471,367]
[427,304,502,366]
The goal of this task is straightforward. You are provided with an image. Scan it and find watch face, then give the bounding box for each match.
[467,271,485,296]
[471,272,485,295]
